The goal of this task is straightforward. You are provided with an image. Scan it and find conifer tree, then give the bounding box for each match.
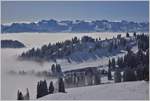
[58,78,65,93]
[17,90,20,100]
[24,88,30,100]
[94,71,101,85]
[51,64,56,75]
[136,65,144,80]
[143,65,149,81]
[56,64,62,73]
[43,80,48,95]
[108,59,112,80]
[108,68,112,80]
[123,68,136,82]
[36,82,40,98]
[108,59,111,69]
[37,80,49,98]
[126,32,129,37]
[56,64,63,77]
[114,69,121,83]
[133,32,136,37]
[49,81,54,94]
[17,90,24,100]
[111,58,116,69]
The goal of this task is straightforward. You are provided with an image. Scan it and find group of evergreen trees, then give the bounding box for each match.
[37,78,65,99]
[20,34,132,63]
[20,36,80,61]
[113,66,145,83]
[17,88,30,100]
[20,36,102,62]
[64,68,101,88]
[49,81,54,94]
[108,49,149,82]
[37,80,49,98]
[65,72,86,87]
[108,34,149,82]
[51,64,63,77]
[85,68,101,85]
[137,33,149,51]
[114,69,122,83]
[109,32,139,53]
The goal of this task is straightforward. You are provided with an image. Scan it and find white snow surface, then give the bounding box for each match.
[40,81,149,100]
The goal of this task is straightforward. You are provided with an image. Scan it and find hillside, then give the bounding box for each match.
[19,35,137,63]
[1,40,25,48]
[40,81,149,100]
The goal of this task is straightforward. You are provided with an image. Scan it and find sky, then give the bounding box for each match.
[1,1,149,24]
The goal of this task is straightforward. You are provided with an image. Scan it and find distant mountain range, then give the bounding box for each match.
[1,19,149,33]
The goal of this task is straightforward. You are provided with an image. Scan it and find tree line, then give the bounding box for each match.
[20,33,135,62]
[64,67,101,88]
[36,78,65,99]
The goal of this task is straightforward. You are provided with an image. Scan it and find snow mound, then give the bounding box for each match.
[40,81,149,100]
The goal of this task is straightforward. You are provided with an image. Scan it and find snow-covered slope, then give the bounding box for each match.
[0,33,145,99]
[40,81,149,100]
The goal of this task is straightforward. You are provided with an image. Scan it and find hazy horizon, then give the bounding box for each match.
[1,1,149,24]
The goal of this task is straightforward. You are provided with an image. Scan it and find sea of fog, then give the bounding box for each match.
[1,32,131,48]
[1,32,136,99]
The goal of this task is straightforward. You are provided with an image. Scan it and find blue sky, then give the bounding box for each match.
[1,1,149,24]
